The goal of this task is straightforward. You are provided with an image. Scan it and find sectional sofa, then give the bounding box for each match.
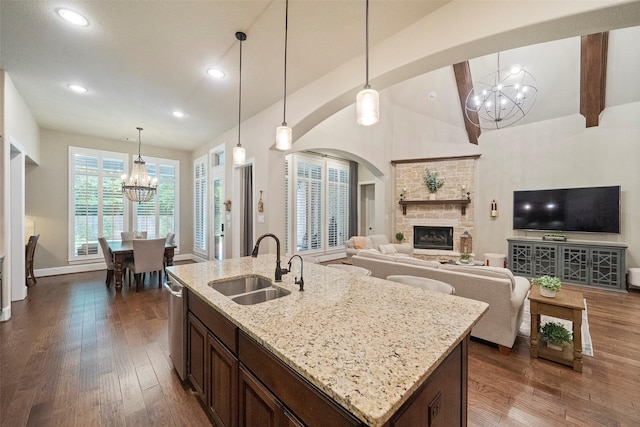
[352,250,531,352]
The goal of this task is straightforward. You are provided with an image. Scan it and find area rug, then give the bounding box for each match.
[519,297,594,357]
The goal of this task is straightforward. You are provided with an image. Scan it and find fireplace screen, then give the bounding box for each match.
[413,226,454,250]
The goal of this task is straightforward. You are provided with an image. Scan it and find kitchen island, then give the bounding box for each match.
[167,255,487,426]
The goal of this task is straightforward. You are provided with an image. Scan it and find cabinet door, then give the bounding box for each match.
[239,365,282,427]
[509,242,533,276]
[533,243,558,277]
[208,334,239,427]
[187,313,207,399]
[560,246,589,284]
[590,248,623,289]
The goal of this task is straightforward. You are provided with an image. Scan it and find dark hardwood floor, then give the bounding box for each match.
[1,270,639,426]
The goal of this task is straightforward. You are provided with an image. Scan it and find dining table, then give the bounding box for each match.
[107,240,176,293]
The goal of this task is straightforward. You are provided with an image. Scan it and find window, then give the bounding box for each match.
[194,155,207,256]
[69,147,180,263]
[133,157,179,240]
[286,153,350,256]
[69,147,127,261]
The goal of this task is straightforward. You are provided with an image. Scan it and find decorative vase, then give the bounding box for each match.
[540,287,557,298]
[429,193,436,200]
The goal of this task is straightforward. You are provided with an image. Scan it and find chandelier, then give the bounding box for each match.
[465,53,537,129]
[122,127,157,202]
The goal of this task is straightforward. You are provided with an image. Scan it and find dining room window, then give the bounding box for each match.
[132,156,180,240]
[68,147,128,262]
[69,147,180,263]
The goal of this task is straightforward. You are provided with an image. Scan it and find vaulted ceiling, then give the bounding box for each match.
[2,1,640,151]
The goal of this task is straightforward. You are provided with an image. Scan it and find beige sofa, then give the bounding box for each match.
[352,251,530,351]
[344,234,413,259]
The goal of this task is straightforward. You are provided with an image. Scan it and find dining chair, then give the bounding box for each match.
[98,237,126,287]
[25,234,40,286]
[127,238,166,291]
[164,232,176,274]
[121,231,148,241]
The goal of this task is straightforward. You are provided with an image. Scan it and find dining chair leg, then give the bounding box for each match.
[106,269,114,287]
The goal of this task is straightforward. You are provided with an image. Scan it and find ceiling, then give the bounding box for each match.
[1,1,640,152]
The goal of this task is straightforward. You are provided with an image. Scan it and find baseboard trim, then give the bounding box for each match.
[0,307,11,322]
[34,253,195,278]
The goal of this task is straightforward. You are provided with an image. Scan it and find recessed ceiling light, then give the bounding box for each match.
[57,8,89,26]
[172,111,186,118]
[68,84,88,93]
[207,68,225,79]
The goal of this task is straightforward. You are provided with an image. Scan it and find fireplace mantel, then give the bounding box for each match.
[399,199,471,215]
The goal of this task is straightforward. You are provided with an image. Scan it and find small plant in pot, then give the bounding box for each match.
[395,232,404,243]
[532,275,562,297]
[424,169,444,199]
[540,322,572,351]
[459,252,471,264]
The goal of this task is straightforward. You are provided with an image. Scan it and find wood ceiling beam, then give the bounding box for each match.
[580,32,608,127]
[453,61,480,145]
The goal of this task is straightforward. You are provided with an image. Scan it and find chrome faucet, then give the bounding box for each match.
[251,233,288,282]
[287,255,304,291]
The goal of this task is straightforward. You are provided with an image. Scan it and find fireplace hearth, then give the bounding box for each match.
[413,226,454,250]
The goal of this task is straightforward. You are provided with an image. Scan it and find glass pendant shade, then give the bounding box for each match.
[356,88,379,126]
[233,145,246,165]
[275,125,292,150]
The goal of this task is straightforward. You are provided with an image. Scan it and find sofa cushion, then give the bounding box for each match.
[396,257,441,268]
[369,234,390,250]
[352,236,367,249]
[379,244,397,255]
[356,249,397,261]
[440,264,516,290]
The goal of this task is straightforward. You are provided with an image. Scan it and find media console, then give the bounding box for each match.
[508,238,627,291]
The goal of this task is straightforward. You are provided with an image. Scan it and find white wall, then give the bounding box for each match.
[472,104,640,268]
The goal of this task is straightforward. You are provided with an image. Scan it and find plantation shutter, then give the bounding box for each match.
[194,155,207,256]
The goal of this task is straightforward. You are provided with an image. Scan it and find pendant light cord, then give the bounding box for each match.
[236,32,246,148]
[365,0,370,89]
[282,0,289,126]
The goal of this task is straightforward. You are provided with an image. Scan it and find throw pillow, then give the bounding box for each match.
[378,244,398,255]
[352,236,367,250]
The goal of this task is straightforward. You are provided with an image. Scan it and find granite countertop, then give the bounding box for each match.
[167,255,488,426]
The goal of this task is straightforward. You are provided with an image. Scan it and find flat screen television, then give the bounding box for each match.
[513,186,620,233]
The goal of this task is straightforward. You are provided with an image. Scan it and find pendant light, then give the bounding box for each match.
[275,0,292,150]
[122,127,158,202]
[233,31,247,165]
[356,0,379,126]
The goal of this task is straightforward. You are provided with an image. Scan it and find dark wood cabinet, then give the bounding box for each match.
[186,290,469,427]
[209,334,239,427]
[187,313,207,400]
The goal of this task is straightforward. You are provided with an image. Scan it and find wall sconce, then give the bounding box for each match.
[491,199,498,217]
[223,199,232,211]
[258,191,264,213]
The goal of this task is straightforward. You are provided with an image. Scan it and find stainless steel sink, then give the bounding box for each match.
[209,275,272,296]
[231,288,290,305]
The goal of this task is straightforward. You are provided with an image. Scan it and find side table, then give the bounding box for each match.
[529,286,585,372]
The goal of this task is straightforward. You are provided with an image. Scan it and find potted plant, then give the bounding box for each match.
[459,252,471,264]
[532,275,562,297]
[424,169,444,200]
[395,232,404,243]
[540,322,572,351]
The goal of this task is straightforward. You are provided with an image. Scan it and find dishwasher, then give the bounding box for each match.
[164,279,187,381]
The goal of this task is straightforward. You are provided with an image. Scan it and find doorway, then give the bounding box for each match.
[359,183,375,236]
[10,140,26,302]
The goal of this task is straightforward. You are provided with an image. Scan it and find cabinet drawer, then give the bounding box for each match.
[238,330,363,427]
[187,289,238,354]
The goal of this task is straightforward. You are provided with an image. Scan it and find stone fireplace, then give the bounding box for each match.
[413,226,454,250]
